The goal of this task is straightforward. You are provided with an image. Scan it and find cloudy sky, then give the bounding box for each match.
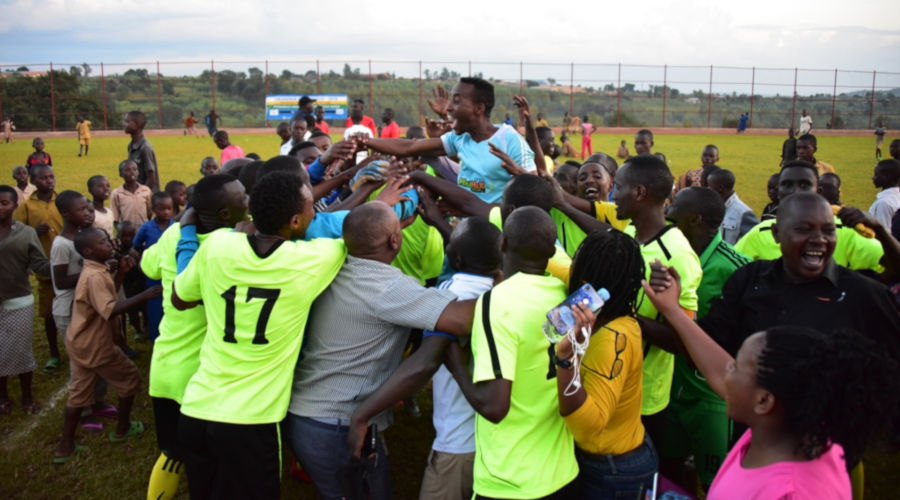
[2,0,898,92]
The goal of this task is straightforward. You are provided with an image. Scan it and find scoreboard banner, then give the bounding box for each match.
[265,94,348,122]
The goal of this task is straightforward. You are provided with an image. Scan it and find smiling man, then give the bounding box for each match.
[699,192,899,360]
[362,77,535,203]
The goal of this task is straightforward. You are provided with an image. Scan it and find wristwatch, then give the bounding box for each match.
[554,352,574,369]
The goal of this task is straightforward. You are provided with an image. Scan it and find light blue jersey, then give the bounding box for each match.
[441,124,535,203]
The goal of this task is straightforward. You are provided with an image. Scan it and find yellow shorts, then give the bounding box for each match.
[79,137,91,146]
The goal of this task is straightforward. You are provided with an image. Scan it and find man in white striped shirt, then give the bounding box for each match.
[286,201,476,500]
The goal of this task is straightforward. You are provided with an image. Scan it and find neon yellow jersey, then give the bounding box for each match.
[551,202,629,258]
[470,272,578,498]
[624,224,702,415]
[174,231,346,424]
[141,223,223,403]
[490,206,571,285]
[735,217,884,273]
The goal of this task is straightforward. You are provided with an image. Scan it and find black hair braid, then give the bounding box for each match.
[757,326,898,465]
[569,229,646,323]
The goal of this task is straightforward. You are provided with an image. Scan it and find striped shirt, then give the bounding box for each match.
[288,255,456,428]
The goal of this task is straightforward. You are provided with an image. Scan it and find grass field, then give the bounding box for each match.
[0,131,892,212]
[0,132,897,499]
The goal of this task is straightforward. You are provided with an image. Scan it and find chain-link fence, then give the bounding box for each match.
[1,60,898,132]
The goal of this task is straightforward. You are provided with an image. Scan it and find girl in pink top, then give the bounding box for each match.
[580,116,594,160]
[643,276,896,500]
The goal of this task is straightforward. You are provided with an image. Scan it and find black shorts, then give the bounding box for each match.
[178,413,281,500]
[152,397,183,461]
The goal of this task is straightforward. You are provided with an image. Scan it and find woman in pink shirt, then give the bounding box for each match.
[642,274,896,500]
[580,115,594,160]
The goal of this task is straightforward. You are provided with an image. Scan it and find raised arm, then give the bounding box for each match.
[364,136,446,158]
[405,170,493,219]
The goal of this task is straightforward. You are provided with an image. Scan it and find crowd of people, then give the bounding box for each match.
[1,76,900,500]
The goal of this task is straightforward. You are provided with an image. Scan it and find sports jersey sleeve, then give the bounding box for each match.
[501,128,536,172]
[375,276,456,330]
[671,251,702,313]
[840,227,884,273]
[307,158,326,185]
[441,131,461,157]
[488,206,503,229]
[173,241,207,303]
[304,211,348,240]
[734,221,779,261]
[175,224,198,273]
[471,294,518,383]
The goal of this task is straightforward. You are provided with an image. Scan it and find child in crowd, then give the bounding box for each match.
[110,160,152,227]
[26,137,53,169]
[760,172,779,220]
[113,221,145,345]
[13,164,63,369]
[88,175,114,238]
[53,228,161,464]
[165,180,188,215]
[51,190,116,429]
[559,132,577,158]
[0,185,51,415]
[581,115,595,160]
[616,139,630,159]
[12,166,35,203]
[133,192,175,341]
[199,157,219,177]
[50,191,95,342]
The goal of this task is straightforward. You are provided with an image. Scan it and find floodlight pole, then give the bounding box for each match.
[830,69,837,130]
[789,68,798,129]
[662,64,667,127]
[156,61,163,129]
[616,63,622,127]
[706,65,712,128]
[868,70,876,129]
[749,67,755,128]
[101,63,108,130]
[265,60,270,127]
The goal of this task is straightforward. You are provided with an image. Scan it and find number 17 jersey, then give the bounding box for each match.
[174,231,347,424]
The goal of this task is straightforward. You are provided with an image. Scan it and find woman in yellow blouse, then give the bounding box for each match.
[554,229,656,498]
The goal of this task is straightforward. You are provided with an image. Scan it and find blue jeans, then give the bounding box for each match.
[285,414,392,500]
[575,436,659,500]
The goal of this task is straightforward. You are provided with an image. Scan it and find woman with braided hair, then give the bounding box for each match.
[553,229,658,498]
[641,269,898,499]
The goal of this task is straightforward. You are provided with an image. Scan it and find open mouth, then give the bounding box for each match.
[801,250,825,268]
[583,186,599,198]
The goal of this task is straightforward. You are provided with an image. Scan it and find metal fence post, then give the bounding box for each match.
[264,60,270,127]
[211,60,216,111]
[418,61,423,125]
[616,63,622,127]
[790,68,798,129]
[519,62,524,96]
[49,62,57,131]
[662,64,667,127]
[749,67,755,128]
[869,70,877,129]
[706,65,712,128]
[368,60,374,118]
[100,62,108,130]
[316,60,321,94]
[830,69,837,130]
[156,61,163,128]
[569,63,574,119]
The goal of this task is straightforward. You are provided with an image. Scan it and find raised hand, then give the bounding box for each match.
[373,175,412,207]
[425,117,452,138]
[512,95,532,126]
[428,85,450,118]
[489,142,528,176]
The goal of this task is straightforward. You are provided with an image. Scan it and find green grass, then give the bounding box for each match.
[0,132,897,498]
[0,131,891,212]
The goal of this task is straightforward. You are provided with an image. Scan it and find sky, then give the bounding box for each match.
[2,0,899,93]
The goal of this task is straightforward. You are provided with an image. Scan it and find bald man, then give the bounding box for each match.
[286,201,476,500]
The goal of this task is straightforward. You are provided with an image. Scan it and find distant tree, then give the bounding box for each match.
[69,66,82,77]
[547,77,556,85]
[81,63,92,77]
[16,66,28,72]
[248,67,263,79]
[622,83,636,93]
[604,83,616,92]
